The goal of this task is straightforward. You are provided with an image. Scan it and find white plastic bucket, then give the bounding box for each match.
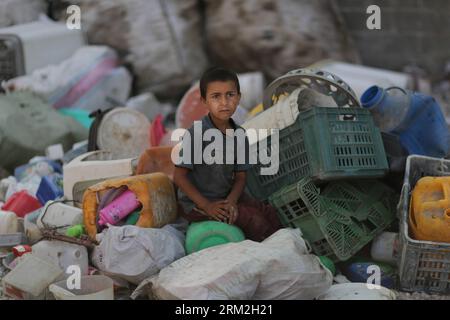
[49,275,114,300]
[317,283,396,300]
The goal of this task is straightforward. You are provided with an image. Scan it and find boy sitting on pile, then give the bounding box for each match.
[174,67,281,241]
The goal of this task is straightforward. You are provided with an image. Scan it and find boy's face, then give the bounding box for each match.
[202,80,241,121]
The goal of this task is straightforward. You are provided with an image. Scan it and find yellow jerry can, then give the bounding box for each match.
[409,176,450,243]
[83,172,178,240]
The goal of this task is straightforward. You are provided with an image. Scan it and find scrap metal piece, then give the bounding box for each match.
[41,228,97,249]
[263,68,361,110]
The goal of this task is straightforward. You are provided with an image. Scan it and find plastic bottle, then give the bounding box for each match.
[370,232,399,266]
[66,224,85,238]
[98,189,140,226]
[361,85,450,157]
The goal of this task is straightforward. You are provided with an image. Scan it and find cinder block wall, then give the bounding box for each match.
[336,0,450,79]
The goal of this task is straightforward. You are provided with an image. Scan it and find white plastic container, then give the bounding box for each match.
[370,232,399,266]
[242,88,338,145]
[0,210,18,234]
[63,150,135,204]
[32,240,89,278]
[49,275,114,300]
[0,20,85,77]
[317,283,396,300]
[36,201,83,233]
[2,254,63,300]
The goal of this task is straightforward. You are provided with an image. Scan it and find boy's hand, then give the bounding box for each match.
[203,200,230,222]
[225,200,239,225]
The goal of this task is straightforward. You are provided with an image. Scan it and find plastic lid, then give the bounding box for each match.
[185,221,245,254]
[97,108,150,159]
[319,256,336,276]
[360,85,383,109]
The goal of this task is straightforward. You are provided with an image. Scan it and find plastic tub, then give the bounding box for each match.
[185,221,246,254]
[317,283,396,300]
[49,275,114,300]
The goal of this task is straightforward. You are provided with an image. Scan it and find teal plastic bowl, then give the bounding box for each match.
[185,221,246,254]
[59,108,93,129]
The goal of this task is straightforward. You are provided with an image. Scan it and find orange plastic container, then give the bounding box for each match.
[409,176,450,243]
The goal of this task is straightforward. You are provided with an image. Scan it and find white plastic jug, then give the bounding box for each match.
[36,201,83,233]
[32,240,88,278]
[370,232,399,266]
[49,275,114,300]
[0,210,18,234]
[2,254,63,299]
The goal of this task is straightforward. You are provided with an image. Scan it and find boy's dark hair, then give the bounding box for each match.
[199,67,240,99]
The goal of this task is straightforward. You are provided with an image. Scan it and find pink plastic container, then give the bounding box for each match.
[98,190,140,226]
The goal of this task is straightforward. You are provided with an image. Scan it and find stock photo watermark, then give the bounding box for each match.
[66,265,81,290]
[66,5,81,30]
[367,5,381,30]
[170,122,280,175]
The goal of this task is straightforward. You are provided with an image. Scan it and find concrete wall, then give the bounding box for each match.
[336,0,450,79]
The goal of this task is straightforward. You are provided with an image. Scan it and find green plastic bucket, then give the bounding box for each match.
[185,221,246,254]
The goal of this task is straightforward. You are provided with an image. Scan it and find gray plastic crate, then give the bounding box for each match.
[0,36,24,82]
[398,155,450,294]
[0,233,28,248]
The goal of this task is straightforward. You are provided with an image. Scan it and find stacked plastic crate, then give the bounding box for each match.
[244,69,397,262]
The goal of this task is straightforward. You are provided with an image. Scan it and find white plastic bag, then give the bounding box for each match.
[3,46,131,112]
[91,219,187,285]
[135,228,333,300]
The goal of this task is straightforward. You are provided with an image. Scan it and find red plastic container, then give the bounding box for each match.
[12,245,32,257]
[2,191,42,218]
[176,83,208,129]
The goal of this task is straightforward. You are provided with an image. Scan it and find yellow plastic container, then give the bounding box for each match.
[409,176,450,243]
[83,173,178,240]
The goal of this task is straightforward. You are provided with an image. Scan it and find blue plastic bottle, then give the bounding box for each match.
[361,86,450,158]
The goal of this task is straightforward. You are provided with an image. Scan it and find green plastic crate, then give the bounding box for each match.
[299,107,388,181]
[269,177,397,262]
[247,107,388,200]
[246,119,311,201]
